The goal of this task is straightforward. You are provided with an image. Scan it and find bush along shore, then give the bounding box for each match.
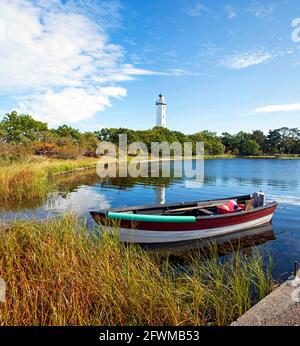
[0,215,275,326]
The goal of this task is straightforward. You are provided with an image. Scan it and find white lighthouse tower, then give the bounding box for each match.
[156,93,167,128]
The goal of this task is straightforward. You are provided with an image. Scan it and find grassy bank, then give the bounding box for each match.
[0,215,274,326]
[0,157,99,202]
[0,165,50,202]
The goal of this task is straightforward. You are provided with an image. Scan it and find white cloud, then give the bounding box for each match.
[248,3,275,18]
[254,103,300,113]
[184,1,207,17]
[221,50,273,69]
[168,68,201,76]
[168,69,190,76]
[242,102,300,117]
[17,87,127,126]
[0,1,106,90]
[198,43,221,58]
[0,0,162,126]
[225,5,237,19]
[0,17,7,42]
[46,187,110,212]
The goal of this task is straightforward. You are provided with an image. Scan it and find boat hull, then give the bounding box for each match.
[91,202,277,244]
[102,214,273,243]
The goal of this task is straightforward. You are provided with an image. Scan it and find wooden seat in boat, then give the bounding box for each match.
[163,199,236,215]
[163,206,215,216]
[198,208,214,215]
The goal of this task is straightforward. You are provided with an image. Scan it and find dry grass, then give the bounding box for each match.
[0,215,274,326]
[0,165,50,201]
[0,158,99,202]
[0,156,150,202]
[0,142,32,165]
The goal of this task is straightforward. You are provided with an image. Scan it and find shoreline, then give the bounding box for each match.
[50,154,300,177]
[49,154,300,176]
[232,271,300,326]
[1,154,300,202]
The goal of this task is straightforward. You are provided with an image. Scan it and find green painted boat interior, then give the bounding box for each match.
[107,212,196,223]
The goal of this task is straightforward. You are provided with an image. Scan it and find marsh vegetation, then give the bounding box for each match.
[0,215,274,326]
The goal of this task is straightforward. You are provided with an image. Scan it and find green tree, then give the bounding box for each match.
[289,128,300,154]
[82,132,99,150]
[95,128,113,142]
[266,129,282,154]
[238,139,261,156]
[54,125,82,142]
[0,111,48,143]
[221,132,237,154]
[278,127,300,154]
[191,131,225,155]
[251,130,266,148]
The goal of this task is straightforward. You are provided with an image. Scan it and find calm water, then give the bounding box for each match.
[1,159,300,279]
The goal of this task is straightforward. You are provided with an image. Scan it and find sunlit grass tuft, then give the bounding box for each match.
[0,158,99,201]
[0,165,51,201]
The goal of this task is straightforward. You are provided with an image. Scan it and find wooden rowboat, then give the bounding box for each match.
[90,193,277,244]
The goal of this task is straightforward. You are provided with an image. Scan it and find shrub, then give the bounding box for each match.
[84,150,98,158]
[0,142,31,165]
[33,142,84,159]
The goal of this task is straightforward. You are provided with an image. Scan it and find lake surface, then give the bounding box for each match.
[1,159,300,280]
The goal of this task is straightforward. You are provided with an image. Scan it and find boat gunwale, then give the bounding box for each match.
[90,195,278,222]
[93,194,252,214]
[197,201,277,220]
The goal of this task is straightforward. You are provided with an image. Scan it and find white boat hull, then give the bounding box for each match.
[102,214,273,244]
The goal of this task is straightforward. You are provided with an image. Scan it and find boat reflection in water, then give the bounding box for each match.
[139,224,276,259]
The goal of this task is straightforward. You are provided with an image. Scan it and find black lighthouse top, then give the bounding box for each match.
[156,94,166,105]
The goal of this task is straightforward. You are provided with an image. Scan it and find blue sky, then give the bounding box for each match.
[0,0,300,134]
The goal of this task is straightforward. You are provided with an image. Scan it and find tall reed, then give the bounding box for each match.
[0,158,99,202]
[0,165,51,201]
[0,215,274,326]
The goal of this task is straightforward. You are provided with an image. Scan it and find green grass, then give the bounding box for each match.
[0,215,275,326]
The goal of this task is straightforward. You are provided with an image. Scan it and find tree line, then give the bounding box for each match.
[1,111,300,160]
